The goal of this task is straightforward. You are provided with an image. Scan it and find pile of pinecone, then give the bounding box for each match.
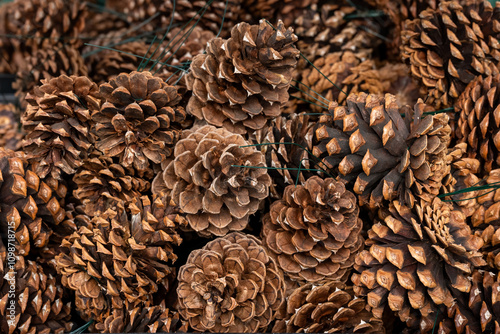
[0,0,500,333]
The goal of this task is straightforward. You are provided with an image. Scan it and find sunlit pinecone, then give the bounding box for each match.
[352,198,486,328]
[153,125,271,237]
[72,153,150,216]
[177,232,285,332]
[0,104,23,150]
[456,74,500,176]
[94,71,186,174]
[0,243,74,334]
[22,74,99,181]
[56,195,183,323]
[313,93,451,209]
[186,20,299,135]
[273,281,385,333]
[401,0,500,108]
[262,176,363,282]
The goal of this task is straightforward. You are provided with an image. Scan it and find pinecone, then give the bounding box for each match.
[22,74,99,181]
[186,19,299,135]
[377,62,422,108]
[262,176,363,282]
[55,195,183,323]
[0,104,23,150]
[313,93,451,209]
[273,281,385,333]
[401,0,500,108]
[94,71,187,174]
[243,0,317,26]
[177,232,285,332]
[352,198,486,327]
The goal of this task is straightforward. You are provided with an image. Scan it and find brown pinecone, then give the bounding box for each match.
[55,195,183,323]
[177,232,285,332]
[455,73,500,176]
[401,0,500,108]
[352,198,486,328]
[313,93,451,209]
[0,240,74,334]
[0,104,24,150]
[153,125,271,237]
[243,0,317,26]
[94,71,187,174]
[186,19,299,135]
[273,281,385,333]
[377,62,422,108]
[22,74,99,181]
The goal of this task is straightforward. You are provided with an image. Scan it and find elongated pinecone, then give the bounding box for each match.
[401,0,500,108]
[0,104,23,150]
[94,71,186,174]
[352,198,486,329]
[153,125,271,237]
[186,20,299,135]
[22,75,99,181]
[273,281,385,333]
[177,232,285,332]
[313,93,451,209]
[55,195,183,323]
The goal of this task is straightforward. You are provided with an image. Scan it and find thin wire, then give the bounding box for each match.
[231,165,324,172]
[137,35,158,71]
[216,0,229,38]
[422,107,454,116]
[293,79,330,103]
[291,84,329,108]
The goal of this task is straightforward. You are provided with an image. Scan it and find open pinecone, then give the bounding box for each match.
[94,71,186,174]
[177,232,285,332]
[313,92,451,209]
[262,176,364,282]
[22,74,99,181]
[186,19,299,135]
[0,104,23,150]
[273,281,385,333]
[401,0,500,108]
[153,125,271,237]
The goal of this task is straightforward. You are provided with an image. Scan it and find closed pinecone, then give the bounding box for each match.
[186,20,299,135]
[262,176,364,282]
[153,125,271,237]
[55,195,183,323]
[22,74,99,181]
[352,198,486,327]
[94,71,186,174]
[0,104,23,150]
[177,232,285,332]
[401,0,500,108]
[313,93,451,209]
[273,281,385,333]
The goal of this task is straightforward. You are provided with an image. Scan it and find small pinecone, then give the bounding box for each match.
[153,125,271,237]
[22,74,99,181]
[94,71,187,174]
[456,74,500,176]
[72,153,150,216]
[0,104,23,150]
[313,93,451,209]
[186,20,299,135]
[273,281,385,333]
[262,176,364,282]
[401,0,500,108]
[177,232,285,332]
[352,198,486,327]
[56,195,183,323]
[0,240,74,334]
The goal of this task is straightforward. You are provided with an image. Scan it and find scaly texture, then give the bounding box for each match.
[243,0,317,26]
[0,104,24,150]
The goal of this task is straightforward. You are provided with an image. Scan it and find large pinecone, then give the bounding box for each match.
[153,125,271,237]
[186,19,299,135]
[94,71,187,174]
[262,176,364,282]
[0,104,23,150]
[177,232,285,332]
[401,0,500,108]
[313,93,451,209]
[273,281,385,333]
[22,74,99,181]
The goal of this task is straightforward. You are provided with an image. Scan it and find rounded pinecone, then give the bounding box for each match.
[313,93,451,209]
[262,176,364,282]
[273,281,385,333]
[94,71,187,174]
[177,232,285,332]
[0,103,24,150]
[401,0,500,108]
[153,125,271,237]
[22,74,99,181]
[186,19,299,135]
